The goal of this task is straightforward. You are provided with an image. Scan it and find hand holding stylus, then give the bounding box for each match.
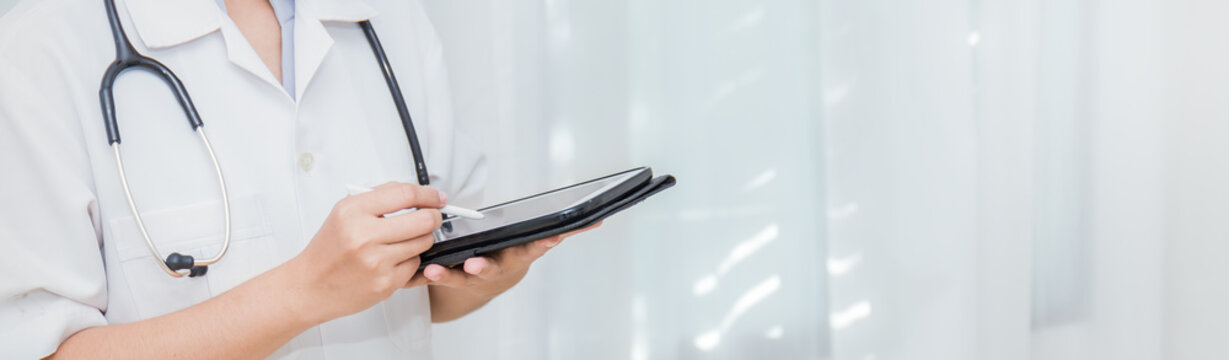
[288,183,445,324]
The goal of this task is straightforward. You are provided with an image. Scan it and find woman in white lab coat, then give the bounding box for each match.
[0,0,589,358]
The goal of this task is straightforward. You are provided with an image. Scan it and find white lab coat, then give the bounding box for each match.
[0,0,485,358]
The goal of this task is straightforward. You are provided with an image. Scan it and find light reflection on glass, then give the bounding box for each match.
[718,224,778,274]
[548,124,574,165]
[693,275,718,296]
[694,330,721,351]
[830,300,872,330]
[631,294,649,360]
[544,0,571,44]
[701,66,764,111]
[742,168,778,191]
[628,98,650,132]
[968,31,981,47]
[725,275,781,328]
[827,252,862,277]
[692,223,779,296]
[693,275,782,351]
[764,325,784,339]
[824,84,850,107]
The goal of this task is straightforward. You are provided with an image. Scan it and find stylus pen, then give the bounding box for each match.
[346,185,485,220]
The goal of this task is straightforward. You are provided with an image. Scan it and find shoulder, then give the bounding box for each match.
[364,0,442,49]
[363,0,433,22]
[0,0,115,83]
[0,0,111,52]
[0,0,115,162]
[0,0,114,117]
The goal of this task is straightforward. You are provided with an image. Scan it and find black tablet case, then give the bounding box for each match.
[419,174,677,269]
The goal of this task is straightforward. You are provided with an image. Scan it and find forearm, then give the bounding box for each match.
[51,261,316,359]
[52,183,446,358]
[427,285,495,323]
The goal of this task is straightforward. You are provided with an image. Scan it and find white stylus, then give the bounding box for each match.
[346,185,485,220]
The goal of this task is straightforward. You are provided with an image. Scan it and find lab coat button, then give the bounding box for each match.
[298,152,315,172]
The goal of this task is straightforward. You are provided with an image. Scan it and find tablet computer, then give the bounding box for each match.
[419,167,676,269]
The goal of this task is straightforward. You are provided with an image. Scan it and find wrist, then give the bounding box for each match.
[267,255,328,329]
[427,284,496,323]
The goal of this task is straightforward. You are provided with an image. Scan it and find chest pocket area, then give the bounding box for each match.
[109,195,276,320]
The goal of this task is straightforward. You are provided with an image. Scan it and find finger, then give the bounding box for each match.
[404,272,431,288]
[422,263,473,288]
[489,222,601,270]
[537,236,564,250]
[351,183,445,216]
[391,256,422,286]
[375,209,442,243]
[422,264,448,281]
[495,237,556,270]
[462,257,501,280]
[382,234,434,261]
[521,221,600,257]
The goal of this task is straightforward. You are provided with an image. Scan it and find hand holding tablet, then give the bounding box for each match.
[421,167,676,269]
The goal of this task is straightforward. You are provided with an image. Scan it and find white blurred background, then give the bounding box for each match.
[7,0,1229,359]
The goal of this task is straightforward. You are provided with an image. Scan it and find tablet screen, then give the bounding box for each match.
[436,170,640,242]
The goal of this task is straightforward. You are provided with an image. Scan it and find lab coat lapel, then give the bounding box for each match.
[217,19,288,97]
[294,11,334,101]
[295,0,380,100]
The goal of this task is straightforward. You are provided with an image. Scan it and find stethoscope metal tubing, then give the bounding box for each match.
[111,127,232,277]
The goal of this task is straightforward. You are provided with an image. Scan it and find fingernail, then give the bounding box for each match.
[425,271,441,281]
[439,192,449,205]
[544,239,559,248]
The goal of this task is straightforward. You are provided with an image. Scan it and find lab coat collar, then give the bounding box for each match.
[124,0,380,100]
[301,0,381,22]
[123,0,379,50]
[123,0,221,49]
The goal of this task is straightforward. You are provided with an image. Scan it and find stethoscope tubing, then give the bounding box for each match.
[359,21,431,187]
[101,0,226,278]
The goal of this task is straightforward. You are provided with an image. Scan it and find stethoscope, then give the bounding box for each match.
[100,0,432,278]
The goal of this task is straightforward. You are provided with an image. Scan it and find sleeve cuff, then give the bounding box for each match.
[0,290,107,359]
